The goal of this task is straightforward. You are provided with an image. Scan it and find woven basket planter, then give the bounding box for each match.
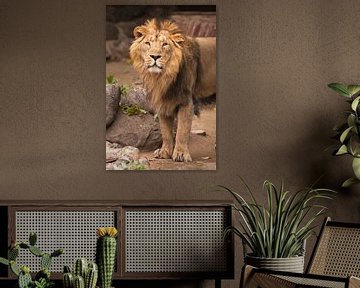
[245,254,305,273]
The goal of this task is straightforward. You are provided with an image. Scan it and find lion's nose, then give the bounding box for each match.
[150,55,161,61]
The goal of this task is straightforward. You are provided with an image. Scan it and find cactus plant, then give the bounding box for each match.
[74,258,88,279]
[0,232,63,288]
[62,259,98,288]
[85,262,98,288]
[19,267,32,288]
[74,275,85,288]
[96,227,118,288]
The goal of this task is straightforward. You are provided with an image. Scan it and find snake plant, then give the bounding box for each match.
[220,179,335,258]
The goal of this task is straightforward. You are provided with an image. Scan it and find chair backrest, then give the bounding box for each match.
[307,217,360,277]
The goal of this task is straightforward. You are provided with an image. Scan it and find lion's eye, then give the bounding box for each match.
[145,41,150,46]
[162,43,168,47]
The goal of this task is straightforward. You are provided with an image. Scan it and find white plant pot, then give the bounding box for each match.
[245,254,305,273]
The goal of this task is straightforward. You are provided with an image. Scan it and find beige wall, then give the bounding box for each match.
[1,0,360,287]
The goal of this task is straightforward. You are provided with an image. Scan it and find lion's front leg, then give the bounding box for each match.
[154,115,174,159]
[173,102,193,162]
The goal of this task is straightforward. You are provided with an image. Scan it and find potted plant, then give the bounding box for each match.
[328,82,360,187]
[0,232,63,288]
[220,179,334,273]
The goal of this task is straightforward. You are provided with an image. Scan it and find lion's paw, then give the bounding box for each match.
[154,148,172,159]
[172,148,192,162]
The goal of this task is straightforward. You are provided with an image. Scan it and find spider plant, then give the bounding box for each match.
[221,179,334,258]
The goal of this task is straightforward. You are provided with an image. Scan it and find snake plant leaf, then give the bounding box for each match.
[340,126,353,143]
[336,145,348,155]
[352,157,360,180]
[351,96,360,111]
[347,85,360,97]
[328,83,351,97]
[342,177,360,188]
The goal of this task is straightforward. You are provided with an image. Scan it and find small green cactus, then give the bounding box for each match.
[96,227,118,288]
[74,275,85,288]
[0,232,63,288]
[85,262,98,288]
[62,259,98,288]
[63,274,73,288]
[74,258,88,279]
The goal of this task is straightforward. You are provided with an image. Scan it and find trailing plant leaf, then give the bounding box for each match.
[352,157,360,179]
[328,83,351,97]
[329,82,360,186]
[351,96,360,111]
[336,145,348,155]
[347,85,360,97]
[340,127,353,143]
[342,177,360,188]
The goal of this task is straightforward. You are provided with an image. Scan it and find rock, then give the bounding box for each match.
[106,111,162,151]
[191,129,207,136]
[106,84,121,127]
[120,85,154,113]
[106,22,119,40]
[106,6,147,22]
[105,26,131,61]
[105,144,150,170]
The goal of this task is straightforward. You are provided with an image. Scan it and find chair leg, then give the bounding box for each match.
[215,278,221,288]
[240,265,254,288]
[240,265,296,288]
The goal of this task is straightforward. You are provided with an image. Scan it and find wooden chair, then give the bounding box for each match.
[241,217,360,288]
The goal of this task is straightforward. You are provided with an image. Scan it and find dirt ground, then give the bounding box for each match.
[106,60,216,170]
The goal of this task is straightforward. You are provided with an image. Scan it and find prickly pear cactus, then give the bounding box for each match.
[40,253,52,270]
[29,232,37,246]
[29,245,44,257]
[9,246,19,260]
[18,266,32,288]
[0,232,63,288]
[96,227,118,288]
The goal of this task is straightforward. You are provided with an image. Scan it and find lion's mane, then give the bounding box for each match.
[129,19,215,117]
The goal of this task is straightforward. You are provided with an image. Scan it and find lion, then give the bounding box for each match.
[129,19,216,162]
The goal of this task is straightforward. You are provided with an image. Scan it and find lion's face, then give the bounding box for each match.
[130,19,185,76]
[139,32,173,74]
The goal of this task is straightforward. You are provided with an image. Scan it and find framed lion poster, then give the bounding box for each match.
[105,5,216,171]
